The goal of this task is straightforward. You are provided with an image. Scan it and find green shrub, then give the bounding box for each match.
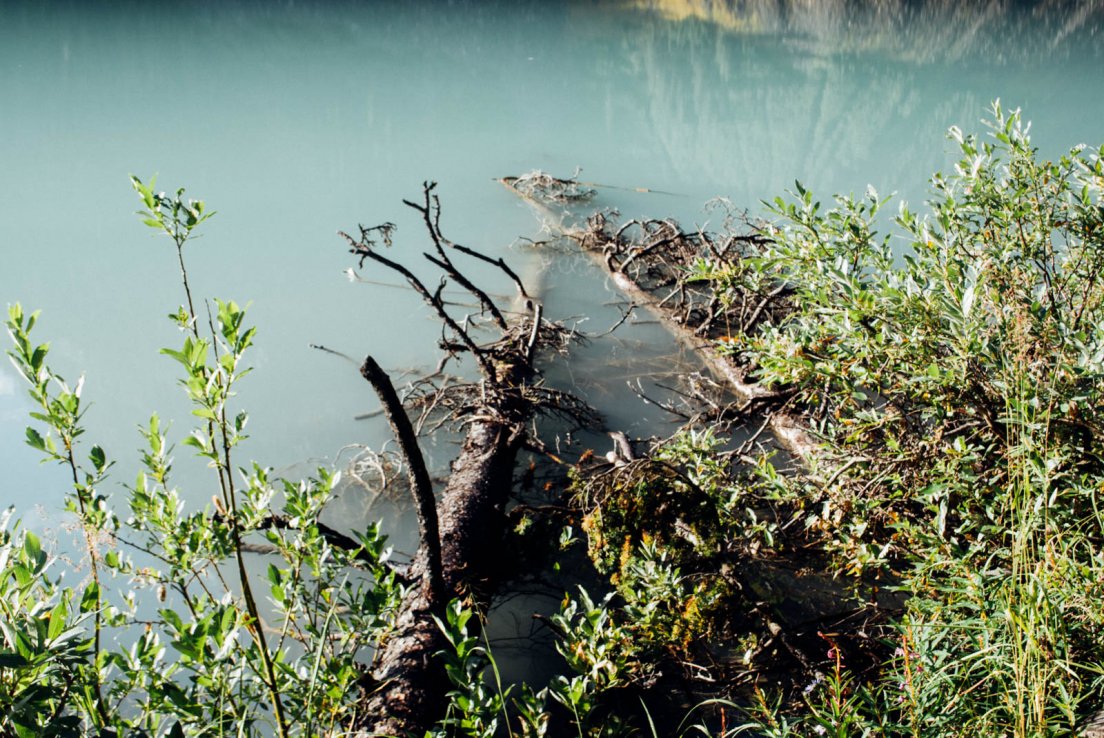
[715,102,1104,736]
[3,180,403,737]
[0,512,91,738]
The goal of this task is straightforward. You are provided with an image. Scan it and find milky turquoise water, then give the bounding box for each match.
[1,1,1102,533]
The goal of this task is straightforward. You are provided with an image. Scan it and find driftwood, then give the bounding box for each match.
[341,184,591,737]
[499,177,823,464]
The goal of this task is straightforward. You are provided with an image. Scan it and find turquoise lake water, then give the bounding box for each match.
[1,1,1102,541]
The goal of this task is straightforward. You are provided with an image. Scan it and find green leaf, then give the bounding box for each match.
[14,721,37,738]
[160,608,184,634]
[89,445,106,473]
[79,582,100,613]
[961,282,975,319]
[24,427,45,450]
[30,343,48,370]
[0,651,29,668]
[219,605,236,635]
[23,531,43,568]
[159,347,187,365]
[47,600,68,641]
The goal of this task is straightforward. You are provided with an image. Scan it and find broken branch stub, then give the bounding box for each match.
[360,355,444,609]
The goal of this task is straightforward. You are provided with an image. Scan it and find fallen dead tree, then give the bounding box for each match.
[341,184,595,737]
[500,177,821,463]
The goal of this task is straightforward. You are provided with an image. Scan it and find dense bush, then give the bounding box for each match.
[729,103,1104,736]
[576,103,1104,736]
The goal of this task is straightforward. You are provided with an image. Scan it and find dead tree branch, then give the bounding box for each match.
[342,225,495,377]
[360,355,445,609]
[344,183,597,737]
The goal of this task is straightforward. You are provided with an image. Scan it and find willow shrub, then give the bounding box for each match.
[2,181,403,737]
[716,103,1104,735]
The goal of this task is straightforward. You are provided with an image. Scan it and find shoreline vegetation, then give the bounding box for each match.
[3,103,1103,737]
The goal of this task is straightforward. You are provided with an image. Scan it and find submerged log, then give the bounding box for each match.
[344,184,584,737]
[499,176,892,689]
[499,177,823,464]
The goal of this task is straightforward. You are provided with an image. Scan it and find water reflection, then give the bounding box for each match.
[1,0,1101,527]
[566,0,1104,208]
[614,0,1104,63]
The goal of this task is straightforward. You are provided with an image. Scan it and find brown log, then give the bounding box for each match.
[356,587,448,737]
[348,188,544,737]
[354,390,531,737]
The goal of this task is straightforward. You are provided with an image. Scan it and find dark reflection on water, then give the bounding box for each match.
[615,0,1104,63]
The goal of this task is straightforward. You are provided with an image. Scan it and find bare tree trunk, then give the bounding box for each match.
[354,395,530,737]
[344,185,565,737]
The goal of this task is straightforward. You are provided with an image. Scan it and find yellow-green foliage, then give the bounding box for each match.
[573,431,746,653]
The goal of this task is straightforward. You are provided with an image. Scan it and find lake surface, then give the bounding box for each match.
[2,0,1102,549]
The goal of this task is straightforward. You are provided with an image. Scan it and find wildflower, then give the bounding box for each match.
[894,646,919,660]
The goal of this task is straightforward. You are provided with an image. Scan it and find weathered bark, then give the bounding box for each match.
[357,582,448,737]
[436,418,526,595]
[355,384,532,737]
[345,186,557,737]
